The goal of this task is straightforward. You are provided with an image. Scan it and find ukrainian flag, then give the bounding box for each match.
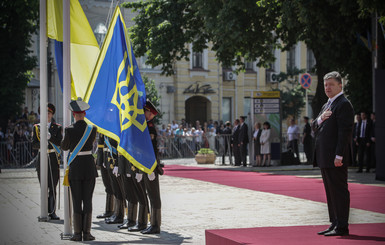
[84,6,156,174]
[47,0,99,99]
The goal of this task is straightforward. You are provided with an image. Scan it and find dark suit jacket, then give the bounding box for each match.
[238,123,249,144]
[232,125,240,145]
[61,120,97,180]
[356,119,372,144]
[312,94,354,168]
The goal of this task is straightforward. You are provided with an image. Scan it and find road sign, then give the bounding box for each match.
[300,73,312,89]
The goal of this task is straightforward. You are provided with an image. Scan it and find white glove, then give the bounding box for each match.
[47,132,51,140]
[148,172,156,181]
[126,173,131,178]
[103,162,106,168]
[112,166,119,177]
[135,173,143,182]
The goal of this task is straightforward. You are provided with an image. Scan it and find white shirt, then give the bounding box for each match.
[287,125,300,141]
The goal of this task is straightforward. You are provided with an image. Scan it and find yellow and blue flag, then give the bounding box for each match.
[84,6,156,174]
[47,0,99,99]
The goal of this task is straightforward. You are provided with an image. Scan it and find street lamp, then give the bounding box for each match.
[94,23,107,47]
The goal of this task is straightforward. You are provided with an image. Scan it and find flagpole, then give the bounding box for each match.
[62,0,72,236]
[39,0,49,222]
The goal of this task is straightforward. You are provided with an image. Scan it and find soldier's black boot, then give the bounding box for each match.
[97,193,114,219]
[127,204,148,232]
[105,199,124,224]
[48,196,60,220]
[141,208,161,234]
[82,213,95,241]
[118,202,137,229]
[70,213,82,241]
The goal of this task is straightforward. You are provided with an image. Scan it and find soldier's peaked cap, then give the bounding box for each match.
[69,97,90,113]
[144,99,159,116]
[39,103,56,115]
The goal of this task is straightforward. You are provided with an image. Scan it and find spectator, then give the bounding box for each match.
[356,112,372,173]
[221,121,232,165]
[232,119,241,166]
[260,121,271,167]
[352,113,361,166]
[207,128,216,151]
[287,119,300,163]
[238,116,249,167]
[253,122,262,166]
[369,112,376,172]
[0,127,4,142]
[302,116,313,165]
[194,127,203,151]
[170,120,179,133]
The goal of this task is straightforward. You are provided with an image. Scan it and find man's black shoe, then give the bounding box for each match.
[127,223,147,232]
[49,213,60,220]
[141,225,160,234]
[324,228,349,236]
[317,224,335,235]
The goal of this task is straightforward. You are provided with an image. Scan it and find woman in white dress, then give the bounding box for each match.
[260,121,271,166]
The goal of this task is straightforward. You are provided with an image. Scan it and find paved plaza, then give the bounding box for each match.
[0,159,384,244]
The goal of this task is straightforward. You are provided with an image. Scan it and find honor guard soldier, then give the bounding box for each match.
[116,155,138,229]
[104,136,125,224]
[61,98,98,241]
[32,103,62,220]
[141,99,163,234]
[127,160,150,232]
[96,133,115,219]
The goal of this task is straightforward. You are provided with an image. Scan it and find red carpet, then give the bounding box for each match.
[164,165,385,214]
[205,223,385,245]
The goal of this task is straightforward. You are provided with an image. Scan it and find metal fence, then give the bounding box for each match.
[0,141,36,167]
[0,133,311,168]
[158,134,232,160]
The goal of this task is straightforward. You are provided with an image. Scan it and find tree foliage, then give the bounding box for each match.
[143,75,162,124]
[123,0,377,117]
[272,67,306,120]
[0,0,38,128]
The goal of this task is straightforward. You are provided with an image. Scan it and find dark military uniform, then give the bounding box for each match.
[61,119,97,241]
[104,136,125,224]
[141,99,163,234]
[96,134,114,219]
[32,118,62,220]
[126,157,150,232]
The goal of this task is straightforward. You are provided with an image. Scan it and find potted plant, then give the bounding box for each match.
[195,148,216,164]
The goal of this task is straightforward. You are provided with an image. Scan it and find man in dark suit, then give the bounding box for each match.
[231,119,241,166]
[238,116,249,167]
[356,112,372,173]
[312,71,354,237]
[32,103,62,220]
[352,113,361,166]
[61,98,98,241]
[221,121,233,165]
[302,116,313,165]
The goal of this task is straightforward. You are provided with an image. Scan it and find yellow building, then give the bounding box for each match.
[140,41,318,126]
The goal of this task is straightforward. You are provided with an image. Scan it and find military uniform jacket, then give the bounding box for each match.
[32,119,62,169]
[312,94,354,168]
[61,120,98,180]
[96,134,106,167]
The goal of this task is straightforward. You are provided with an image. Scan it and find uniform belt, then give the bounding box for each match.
[77,151,92,156]
[39,149,56,154]
[103,148,108,152]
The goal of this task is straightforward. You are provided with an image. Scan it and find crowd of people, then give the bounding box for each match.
[0,107,39,163]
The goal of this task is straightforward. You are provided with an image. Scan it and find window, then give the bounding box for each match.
[286,46,296,70]
[140,55,152,69]
[192,51,203,69]
[222,97,232,123]
[307,49,316,72]
[243,97,251,119]
[245,61,254,71]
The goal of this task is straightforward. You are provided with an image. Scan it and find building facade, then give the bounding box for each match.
[26,0,318,127]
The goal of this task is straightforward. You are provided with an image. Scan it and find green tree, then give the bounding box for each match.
[0,0,38,128]
[143,75,162,124]
[123,0,375,117]
[272,67,306,120]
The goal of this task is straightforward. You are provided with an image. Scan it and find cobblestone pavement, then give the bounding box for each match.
[0,159,384,245]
